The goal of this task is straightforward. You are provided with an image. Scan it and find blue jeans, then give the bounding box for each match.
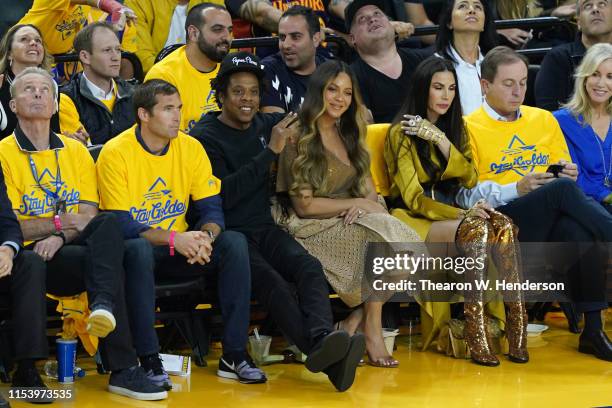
[152,231,251,355]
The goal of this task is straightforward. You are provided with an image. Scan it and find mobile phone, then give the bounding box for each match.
[546,164,564,178]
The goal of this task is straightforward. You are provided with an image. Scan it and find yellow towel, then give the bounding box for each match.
[47,293,99,356]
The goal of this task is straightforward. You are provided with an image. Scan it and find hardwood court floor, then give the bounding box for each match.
[2,310,611,408]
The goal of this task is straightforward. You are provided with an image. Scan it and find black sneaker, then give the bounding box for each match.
[140,354,172,391]
[305,330,350,373]
[217,356,267,384]
[325,333,366,392]
[108,366,168,400]
[11,367,54,403]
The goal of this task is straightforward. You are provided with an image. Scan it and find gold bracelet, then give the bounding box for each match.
[431,131,443,145]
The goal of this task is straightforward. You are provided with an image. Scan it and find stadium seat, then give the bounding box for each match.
[366,123,392,196]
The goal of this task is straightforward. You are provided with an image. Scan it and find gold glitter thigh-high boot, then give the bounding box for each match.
[489,211,529,363]
[456,216,500,367]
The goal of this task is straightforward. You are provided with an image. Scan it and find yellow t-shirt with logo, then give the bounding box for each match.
[0,132,98,244]
[96,125,220,233]
[19,0,89,55]
[144,46,219,133]
[465,105,571,185]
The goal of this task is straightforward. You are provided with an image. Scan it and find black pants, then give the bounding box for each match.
[498,178,610,313]
[244,226,333,354]
[3,213,138,371]
[151,231,252,355]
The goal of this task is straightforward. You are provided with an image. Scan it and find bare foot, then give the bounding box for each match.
[364,320,399,368]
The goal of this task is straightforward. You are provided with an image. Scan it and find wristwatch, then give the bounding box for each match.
[52,231,66,244]
[204,229,216,242]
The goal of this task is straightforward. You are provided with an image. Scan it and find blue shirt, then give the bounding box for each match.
[554,108,612,202]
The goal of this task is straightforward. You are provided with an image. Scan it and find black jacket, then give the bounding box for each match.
[60,73,135,145]
[535,39,586,112]
[0,162,23,249]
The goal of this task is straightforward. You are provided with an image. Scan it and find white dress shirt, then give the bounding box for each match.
[447,45,484,116]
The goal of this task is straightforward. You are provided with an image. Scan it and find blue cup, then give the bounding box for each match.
[56,338,77,383]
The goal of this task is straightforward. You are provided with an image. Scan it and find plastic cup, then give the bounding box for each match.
[248,335,272,364]
[56,339,77,383]
[382,328,399,356]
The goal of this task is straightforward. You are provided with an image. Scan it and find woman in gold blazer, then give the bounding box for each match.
[384,57,528,366]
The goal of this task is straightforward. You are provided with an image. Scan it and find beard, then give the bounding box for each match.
[197,37,230,62]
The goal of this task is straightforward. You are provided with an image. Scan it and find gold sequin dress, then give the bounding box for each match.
[274,142,422,308]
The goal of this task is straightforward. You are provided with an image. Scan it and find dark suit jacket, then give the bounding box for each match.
[0,162,23,248]
[535,39,586,112]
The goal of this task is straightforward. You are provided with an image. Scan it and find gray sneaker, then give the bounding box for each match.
[140,354,172,391]
[217,357,267,384]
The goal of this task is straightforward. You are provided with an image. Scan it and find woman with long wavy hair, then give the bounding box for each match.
[275,60,422,368]
[384,56,528,366]
[0,24,56,140]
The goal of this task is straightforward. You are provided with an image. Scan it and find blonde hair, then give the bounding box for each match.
[564,43,612,124]
[0,24,53,74]
[291,61,370,198]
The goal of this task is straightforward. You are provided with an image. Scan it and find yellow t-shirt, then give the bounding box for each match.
[19,0,89,55]
[0,131,98,244]
[59,93,85,135]
[465,105,571,185]
[145,46,219,133]
[96,125,221,232]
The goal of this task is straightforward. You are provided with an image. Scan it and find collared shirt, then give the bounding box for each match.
[482,99,522,122]
[446,45,484,115]
[82,72,116,101]
[0,125,98,245]
[13,125,65,152]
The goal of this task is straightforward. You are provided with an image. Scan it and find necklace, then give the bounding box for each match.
[589,120,612,187]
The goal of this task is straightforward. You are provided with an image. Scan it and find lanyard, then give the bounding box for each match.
[28,149,62,202]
